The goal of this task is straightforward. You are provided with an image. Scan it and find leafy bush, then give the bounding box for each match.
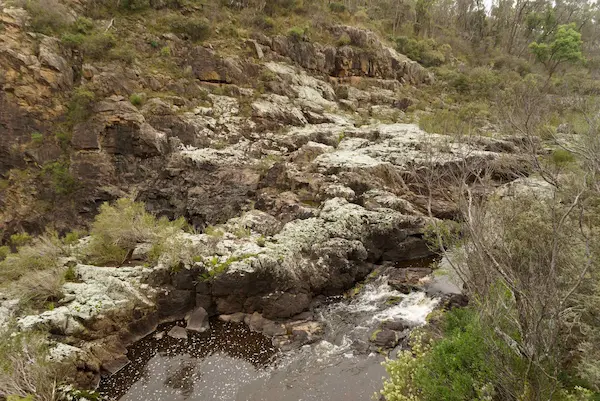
[0,246,10,261]
[108,45,137,63]
[199,253,257,281]
[83,198,188,265]
[20,0,70,34]
[80,32,117,60]
[167,15,211,42]
[9,233,32,248]
[552,148,576,166]
[160,46,171,57]
[0,330,64,401]
[68,87,96,123]
[0,232,65,282]
[63,265,77,281]
[129,93,144,106]
[395,36,449,67]
[55,131,72,148]
[337,33,351,46]
[467,67,501,98]
[30,132,43,144]
[14,269,65,310]
[381,308,496,401]
[41,161,78,196]
[288,26,307,40]
[253,15,275,31]
[328,2,346,13]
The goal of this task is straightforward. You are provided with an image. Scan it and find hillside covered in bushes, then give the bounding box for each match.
[1,0,600,400]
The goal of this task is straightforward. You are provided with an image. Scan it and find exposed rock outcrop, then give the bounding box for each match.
[262,26,433,84]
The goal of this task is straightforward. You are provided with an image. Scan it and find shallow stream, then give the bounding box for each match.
[99,275,439,401]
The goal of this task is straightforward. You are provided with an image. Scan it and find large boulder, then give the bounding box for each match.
[72,96,168,157]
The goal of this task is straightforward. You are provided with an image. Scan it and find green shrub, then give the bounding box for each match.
[329,2,346,13]
[160,46,171,57]
[10,232,32,248]
[0,246,10,261]
[381,308,497,401]
[288,26,307,41]
[129,93,144,106]
[0,232,64,282]
[68,87,96,123]
[108,45,136,63]
[63,265,77,281]
[167,15,211,42]
[55,131,72,148]
[254,15,275,31]
[395,36,449,67]
[62,231,82,246]
[468,67,501,98]
[30,132,43,144]
[72,16,95,34]
[80,32,116,60]
[61,32,86,48]
[199,253,258,281]
[0,330,65,400]
[83,198,188,265]
[21,0,70,34]
[552,148,576,166]
[42,161,78,195]
[337,33,351,47]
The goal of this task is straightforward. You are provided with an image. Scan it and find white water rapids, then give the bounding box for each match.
[100,275,439,401]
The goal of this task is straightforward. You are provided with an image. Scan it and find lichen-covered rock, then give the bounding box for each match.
[18,264,155,335]
[252,94,308,127]
[266,26,432,85]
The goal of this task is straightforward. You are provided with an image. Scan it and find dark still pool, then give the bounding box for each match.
[98,320,277,401]
[99,276,438,401]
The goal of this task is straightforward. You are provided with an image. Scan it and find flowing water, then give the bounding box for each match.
[99,276,439,401]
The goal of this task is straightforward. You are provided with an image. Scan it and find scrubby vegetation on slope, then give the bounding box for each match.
[0,0,599,399]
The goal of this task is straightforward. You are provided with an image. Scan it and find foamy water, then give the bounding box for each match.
[100,274,440,401]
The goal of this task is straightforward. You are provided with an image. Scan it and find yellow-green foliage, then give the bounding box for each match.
[41,161,78,196]
[0,232,65,282]
[552,148,576,166]
[129,93,144,106]
[14,269,65,310]
[199,253,258,281]
[9,232,32,248]
[67,86,96,124]
[204,225,225,237]
[0,330,62,401]
[165,14,211,42]
[20,0,71,34]
[419,102,489,136]
[0,246,9,261]
[83,198,188,265]
[395,36,450,67]
[381,309,496,401]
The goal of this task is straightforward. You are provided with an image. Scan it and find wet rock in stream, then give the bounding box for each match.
[99,274,440,401]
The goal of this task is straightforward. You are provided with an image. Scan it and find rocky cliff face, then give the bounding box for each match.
[0,1,437,237]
